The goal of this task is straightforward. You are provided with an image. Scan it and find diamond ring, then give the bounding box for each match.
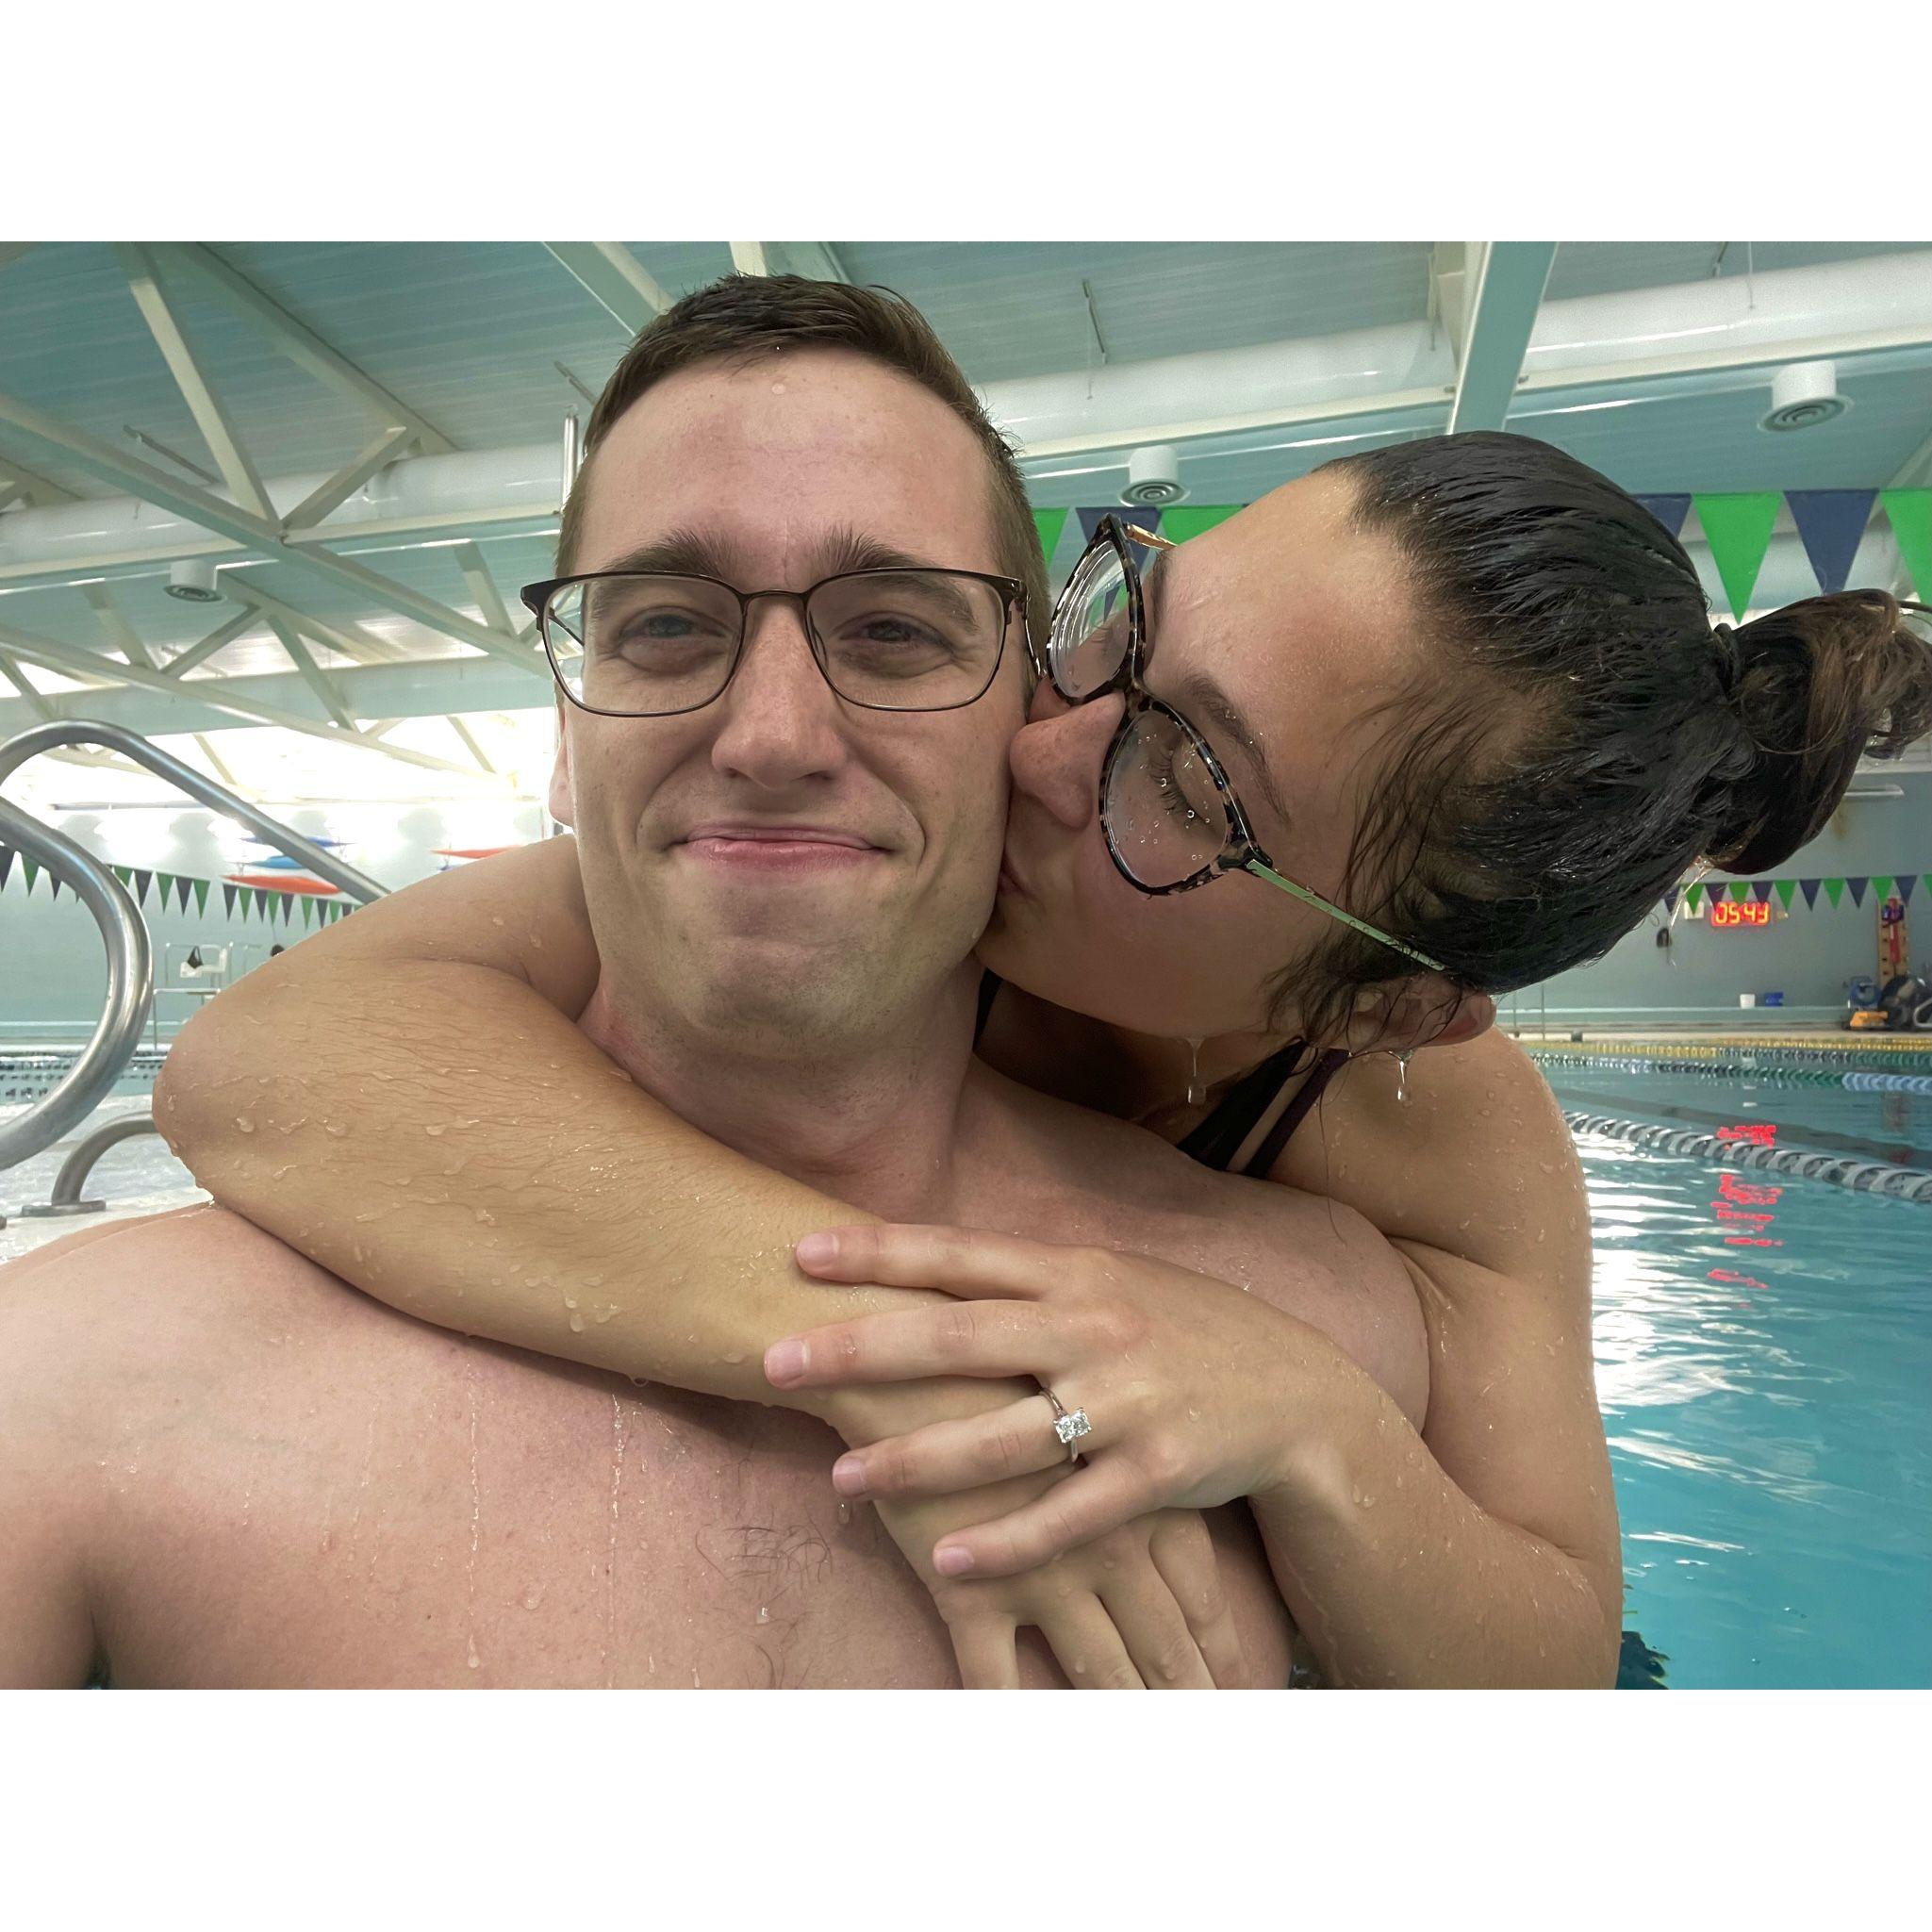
[1040,1384,1092,1464]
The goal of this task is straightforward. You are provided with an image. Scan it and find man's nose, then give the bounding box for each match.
[1008,683,1124,831]
[708,598,849,789]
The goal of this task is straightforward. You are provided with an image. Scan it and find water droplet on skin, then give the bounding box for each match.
[473,1208,495,1225]
[836,1500,852,1526]
[756,1606,769,1624]
[569,1313,585,1332]
[522,1586,544,1610]
[584,1275,605,1289]
[425,1124,446,1137]
[235,1116,255,1132]
[467,1643,481,1670]
[323,1121,346,1136]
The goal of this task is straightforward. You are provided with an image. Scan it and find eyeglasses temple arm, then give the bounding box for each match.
[1241,860,1446,974]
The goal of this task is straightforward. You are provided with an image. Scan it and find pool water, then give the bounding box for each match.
[1547,1064,1930,1689]
[7,1072,1928,1688]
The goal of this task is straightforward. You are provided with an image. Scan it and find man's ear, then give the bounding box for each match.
[1340,980,1494,1057]
[547,697,576,829]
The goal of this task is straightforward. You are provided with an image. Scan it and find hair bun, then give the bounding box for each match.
[1709,592,1932,874]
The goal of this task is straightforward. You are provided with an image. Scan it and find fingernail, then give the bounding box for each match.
[794,1232,837,1267]
[933,1545,974,1577]
[764,1338,808,1386]
[831,1456,868,1496]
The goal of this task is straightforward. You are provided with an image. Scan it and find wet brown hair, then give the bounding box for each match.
[1279,432,1932,1044]
[556,272,1046,650]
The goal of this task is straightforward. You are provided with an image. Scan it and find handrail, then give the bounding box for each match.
[0,721,388,902]
[0,795,152,1172]
[0,719,390,1174]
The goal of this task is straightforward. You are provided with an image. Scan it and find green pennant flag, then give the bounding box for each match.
[1775,879,1795,910]
[302,897,316,929]
[1880,489,1932,600]
[155,872,175,911]
[1684,882,1704,912]
[1728,880,1751,903]
[192,878,209,916]
[1160,505,1244,544]
[1693,492,1781,619]
[1824,878,1845,908]
[109,864,133,887]
[1032,508,1069,564]
[22,856,40,894]
[1874,876,1895,902]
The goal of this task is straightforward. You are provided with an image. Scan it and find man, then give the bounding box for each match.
[0,278,1424,1687]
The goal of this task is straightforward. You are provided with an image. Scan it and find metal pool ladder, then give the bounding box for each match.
[0,720,388,1200]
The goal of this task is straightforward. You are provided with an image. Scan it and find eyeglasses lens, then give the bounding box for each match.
[1051,543,1133,700]
[1104,707,1228,889]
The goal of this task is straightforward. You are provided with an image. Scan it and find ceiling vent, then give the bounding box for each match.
[1760,359,1850,433]
[1120,445,1188,507]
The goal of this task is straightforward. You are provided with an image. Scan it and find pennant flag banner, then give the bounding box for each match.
[1786,489,1877,595]
[1030,490,1932,606]
[1634,494,1693,540]
[1693,492,1782,619]
[0,846,12,892]
[1882,489,1932,600]
[1662,869,1924,917]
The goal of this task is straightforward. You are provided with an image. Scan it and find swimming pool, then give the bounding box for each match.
[6,1059,1928,1689]
[1540,1050,1930,1689]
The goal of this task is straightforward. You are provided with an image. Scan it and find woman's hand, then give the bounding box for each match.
[871,1488,1245,1689]
[769,1224,1328,1579]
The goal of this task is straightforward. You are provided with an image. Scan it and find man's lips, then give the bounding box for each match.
[677,824,886,870]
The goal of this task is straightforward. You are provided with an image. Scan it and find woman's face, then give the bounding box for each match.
[978,471,1421,1043]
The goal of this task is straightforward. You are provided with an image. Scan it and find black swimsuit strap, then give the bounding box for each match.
[979,973,1342,1177]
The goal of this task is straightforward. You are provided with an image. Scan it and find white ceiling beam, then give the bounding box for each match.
[154,243,455,456]
[453,540,516,635]
[115,243,278,521]
[80,579,157,669]
[191,733,250,794]
[0,388,546,673]
[264,616,358,730]
[1447,242,1559,435]
[0,454,78,505]
[767,243,850,283]
[0,649,55,720]
[0,617,491,779]
[542,242,669,336]
[283,424,417,533]
[729,242,771,277]
[163,606,261,679]
[447,715,497,775]
[223,582,407,666]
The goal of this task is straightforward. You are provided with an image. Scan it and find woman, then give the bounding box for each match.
[160,431,1932,1688]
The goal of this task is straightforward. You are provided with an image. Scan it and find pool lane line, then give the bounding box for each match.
[1524,1052,1932,1094]
[1561,1112,1932,1203]
[1546,1085,1929,1169]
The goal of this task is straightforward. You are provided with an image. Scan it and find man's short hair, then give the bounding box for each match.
[556,273,1047,650]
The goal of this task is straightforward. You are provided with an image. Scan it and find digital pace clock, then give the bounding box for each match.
[1710,900,1772,928]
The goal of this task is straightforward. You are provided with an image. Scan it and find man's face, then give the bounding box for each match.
[551,347,1025,1052]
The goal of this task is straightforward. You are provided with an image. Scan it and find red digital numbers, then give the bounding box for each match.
[1710,900,1770,928]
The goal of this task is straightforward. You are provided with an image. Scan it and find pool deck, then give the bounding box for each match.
[1511,1027,1927,1053]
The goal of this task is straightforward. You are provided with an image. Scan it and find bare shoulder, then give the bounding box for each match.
[0,1205,353,1383]
[1270,1027,1591,1295]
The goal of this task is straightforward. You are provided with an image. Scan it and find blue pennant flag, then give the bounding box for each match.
[1898,875,1917,907]
[1798,878,1821,909]
[1749,880,1775,903]
[1786,489,1877,594]
[1076,506,1163,549]
[1634,495,1693,540]
[1661,885,1679,914]
[0,846,12,893]
[1847,876,1869,907]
